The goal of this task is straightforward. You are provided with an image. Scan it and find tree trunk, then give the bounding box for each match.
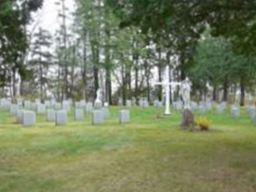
[12,68,16,99]
[135,65,139,104]
[157,48,162,101]
[240,77,245,106]
[82,33,87,101]
[223,78,228,102]
[105,69,112,105]
[93,66,99,100]
[212,86,217,101]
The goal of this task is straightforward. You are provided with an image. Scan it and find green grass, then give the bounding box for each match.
[0,107,256,192]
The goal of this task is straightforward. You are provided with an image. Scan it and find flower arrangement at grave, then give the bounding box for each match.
[196,117,210,131]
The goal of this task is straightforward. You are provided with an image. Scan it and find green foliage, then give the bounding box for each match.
[0,0,43,95]
[189,34,256,94]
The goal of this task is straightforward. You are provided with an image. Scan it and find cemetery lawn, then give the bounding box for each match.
[0,107,256,192]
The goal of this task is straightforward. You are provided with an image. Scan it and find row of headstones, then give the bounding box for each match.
[11,107,130,127]
[118,98,162,108]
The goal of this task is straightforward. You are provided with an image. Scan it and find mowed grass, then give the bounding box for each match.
[0,107,256,192]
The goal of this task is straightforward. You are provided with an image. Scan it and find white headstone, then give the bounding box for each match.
[55,110,68,126]
[119,110,130,124]
[85,102,93,113]
[231,106,240,118]
[46,109,55,122]
[22,111,36,127]
[10,104,19,116]
[75,108,84,121]
[36,103,46,114]
[126,100,132,107]
[92,110,105,125]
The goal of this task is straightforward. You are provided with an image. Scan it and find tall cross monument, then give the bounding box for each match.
[155,65,180,115]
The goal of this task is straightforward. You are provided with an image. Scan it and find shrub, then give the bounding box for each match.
[196,117,210,131]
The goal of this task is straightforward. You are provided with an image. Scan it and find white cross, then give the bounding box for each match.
[154,65,181,115]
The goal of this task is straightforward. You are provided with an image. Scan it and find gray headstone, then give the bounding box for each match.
[44,100,51,108]
[55,110,68,126]
[54,102,61,110]
[126,100,132,107]
[118,98,123,106]
[22,111,36,127]
[85,102,93,113]
[131,98,136,106]
[140,98,149,108]
[231,106,240,118]
[36,103,46,114]
[206,102,213,111]
[154,100,163,108]
[75,108,84,121]
[24,100,31,109]
[16,109,24,123]
[94,101,102,109]
[30,102,37,111]
[119,110,130,124]
[75,102,81,108]
[10,104,18,116]
[62,101,71,111]
[199,104,207,114]
[102,107,110,120]
[46,109,56,122]
[216,104,225,114]
[1,99,11,110]
[92,110,105,125]
[247,106,256,118]
[190,101,198,112]
[35,98,40,104]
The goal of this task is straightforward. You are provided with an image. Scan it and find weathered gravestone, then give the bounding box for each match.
[22,111,36,127]
[75,108,84,121]
[119,110,130,124]
[46,109,55,122]
[231,106,240,118]
[55,110,68,126]
[92,110,105,125]
[181,109,195,130]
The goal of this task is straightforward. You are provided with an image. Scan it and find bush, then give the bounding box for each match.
[196,117,210,131]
